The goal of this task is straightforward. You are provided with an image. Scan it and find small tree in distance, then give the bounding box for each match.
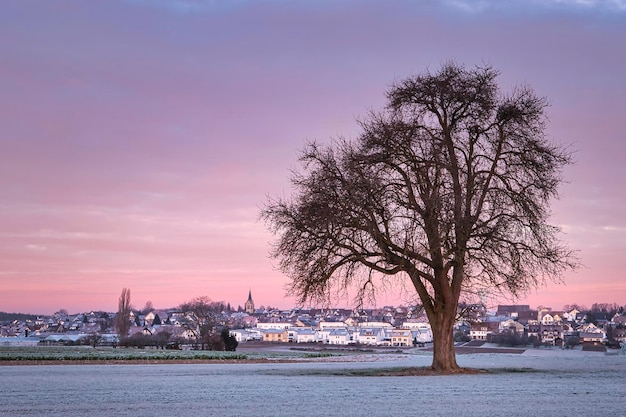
[263,62,577,373]
[222,328,239,351]
[565,335,580,349]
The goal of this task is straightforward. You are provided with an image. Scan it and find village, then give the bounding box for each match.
[1,291,625,352]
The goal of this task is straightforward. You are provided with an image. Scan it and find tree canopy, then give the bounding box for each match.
[263,62,577,372]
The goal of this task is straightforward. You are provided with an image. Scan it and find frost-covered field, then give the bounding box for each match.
[0,346,249,362]
[1,349,624,417]
[0,345,340,362]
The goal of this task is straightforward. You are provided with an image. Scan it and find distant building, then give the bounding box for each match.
[470,321,500,340]
[496,305,530,317]
[245,290,255,314]
[262,328,288,343]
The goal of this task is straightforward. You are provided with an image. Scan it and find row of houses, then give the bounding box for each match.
[3,303,625,349]
[469,306,626,346]
[231,320,433,347]
[0,306,434,347]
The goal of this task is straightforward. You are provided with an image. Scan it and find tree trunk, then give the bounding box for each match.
[430,311,460,372]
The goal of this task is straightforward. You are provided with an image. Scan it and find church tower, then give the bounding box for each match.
[245,290,255,314]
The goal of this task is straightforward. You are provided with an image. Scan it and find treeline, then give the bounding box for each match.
[562,303,625,325]
[177,296,233,317]
[562,303,625,316]
[0,311,40,323]
[119,328,238,351]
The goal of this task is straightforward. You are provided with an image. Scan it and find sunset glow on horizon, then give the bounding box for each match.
[1,0,625,315]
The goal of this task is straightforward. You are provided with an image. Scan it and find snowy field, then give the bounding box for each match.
[1,349,624,417]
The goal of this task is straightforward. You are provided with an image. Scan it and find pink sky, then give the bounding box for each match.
[1,0,625,315]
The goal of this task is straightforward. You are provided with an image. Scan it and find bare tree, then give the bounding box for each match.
[84,333,102,348]
[179,296,224,349]
[262,62,577,372]
[142,300,154,314]
[179,296,213,324]
[115,288,132,340]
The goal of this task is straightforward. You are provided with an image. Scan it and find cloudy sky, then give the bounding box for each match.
[1,0,624,314]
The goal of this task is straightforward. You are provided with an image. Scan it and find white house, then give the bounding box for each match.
[169,326,199,341]
[541,313,555,325]
[358,321,393,329]
[316,328,329,343]
[470,321,500,340]
[318,321,347,330]
[401,321,429,330]
[230,329,262,342]
[355,328,385,345]
[499,319,525,336]
[327,328,351,345]
[294,328,317,343]
[256,322,292,330]
[411,328,433,344]
[402,322,432,342]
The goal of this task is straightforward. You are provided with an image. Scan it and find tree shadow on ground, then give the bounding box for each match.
[263,366,540,377]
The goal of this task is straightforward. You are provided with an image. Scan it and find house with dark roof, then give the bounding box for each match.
[540,324,564,346]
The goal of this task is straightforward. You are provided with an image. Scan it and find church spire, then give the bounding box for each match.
[245,289,255,314]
